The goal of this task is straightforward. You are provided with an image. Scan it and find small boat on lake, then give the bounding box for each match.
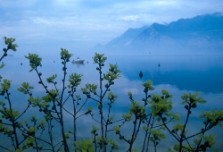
[72,57,84,64]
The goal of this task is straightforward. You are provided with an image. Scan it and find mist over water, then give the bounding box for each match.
[1,1,223,150]
[2,16,223,148]
[1,49,223,150]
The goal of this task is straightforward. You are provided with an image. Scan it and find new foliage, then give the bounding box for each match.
[0,37,223,152]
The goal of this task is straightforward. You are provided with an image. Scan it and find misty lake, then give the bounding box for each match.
[1,51,223,151]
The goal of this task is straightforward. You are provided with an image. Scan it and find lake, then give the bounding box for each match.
[1,51,223,151]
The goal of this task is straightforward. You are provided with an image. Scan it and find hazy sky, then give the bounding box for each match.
[1,0,223,52]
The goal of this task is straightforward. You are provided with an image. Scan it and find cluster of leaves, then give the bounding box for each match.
[0,37,17,69]
[0,37,223,152]
[82,53,120,152]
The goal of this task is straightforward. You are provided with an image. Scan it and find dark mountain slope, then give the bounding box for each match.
[100,13,223,54]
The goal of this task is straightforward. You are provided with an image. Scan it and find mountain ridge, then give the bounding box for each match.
[97,13,223,54]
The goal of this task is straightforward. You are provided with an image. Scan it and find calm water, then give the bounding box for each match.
[1,52,223,151]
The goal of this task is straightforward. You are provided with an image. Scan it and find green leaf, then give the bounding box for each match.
[4,37,17,52]
[150,94,172,116]
[128,92,133,100]
[173,124,184,132]
[1,79,11,91]
[75,139,94,152]
[107,92,117,103]
[149,129,165,143]
[93,53,107,67]
[122,113,132,121]
[109,64,120,75]
[181,93,206,106]
[174,144,180,151]
[200,110,223,127]
[22,136,34,149]
[161,89,172,99]
[27,127,36,135]
[25,53,42,70]
[85,107,92,115]
[103,64,120,85]
[130,101,146,119]
[60,48,72,62]
[68,73,82,87]
[18,82,33,94]
[142,80,154,93]
[46,74,57,84]
[82,83,97,95]
[108,139,118,150]
[28,96,41,107]
[91,125,98,135]
[114,126,120,134]
[204,135,216,147]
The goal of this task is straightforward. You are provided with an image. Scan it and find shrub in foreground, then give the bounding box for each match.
[0,37,223,152]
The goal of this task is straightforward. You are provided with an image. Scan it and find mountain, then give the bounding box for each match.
[98,13,223,54]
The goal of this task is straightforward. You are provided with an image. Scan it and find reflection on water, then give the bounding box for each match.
[1,53,223,151]
[3,53,223,93]
[109,54,223,93]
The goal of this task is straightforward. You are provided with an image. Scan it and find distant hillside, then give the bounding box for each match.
[97,13,223,54]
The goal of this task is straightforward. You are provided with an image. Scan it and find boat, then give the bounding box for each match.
[72,57,84,64]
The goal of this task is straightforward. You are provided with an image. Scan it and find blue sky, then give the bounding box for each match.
[1,0,223,52]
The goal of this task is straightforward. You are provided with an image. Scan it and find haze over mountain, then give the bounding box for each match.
[97,13,223,55]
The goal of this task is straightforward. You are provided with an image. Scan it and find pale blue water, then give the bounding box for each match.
[1,52,223,151]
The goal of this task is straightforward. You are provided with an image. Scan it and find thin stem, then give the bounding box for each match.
[63,107,74,117]
[47,120,55,152]
[105,103,112,139]
[93,133,97,152]
[161,116,180,142]
[153,140,157,152]
[98,64,106,152]
[179,104,192,151]
[35,68,61,120]
[90,113,101,124]
[15,103,31,121]
[76,98,88,114]
[185,122,212,140]
[102,85,110,99]
[195,130,207,151]
[73,114,77,152]
[89,96,100,103]
[6,91,20,150]
[128,117,138,151]
[62,94,71,105]
[146,118,156,152]
[141,114,152,152]
[59,60,69,152]
[0,48,8,62]
[0,145,10,151]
